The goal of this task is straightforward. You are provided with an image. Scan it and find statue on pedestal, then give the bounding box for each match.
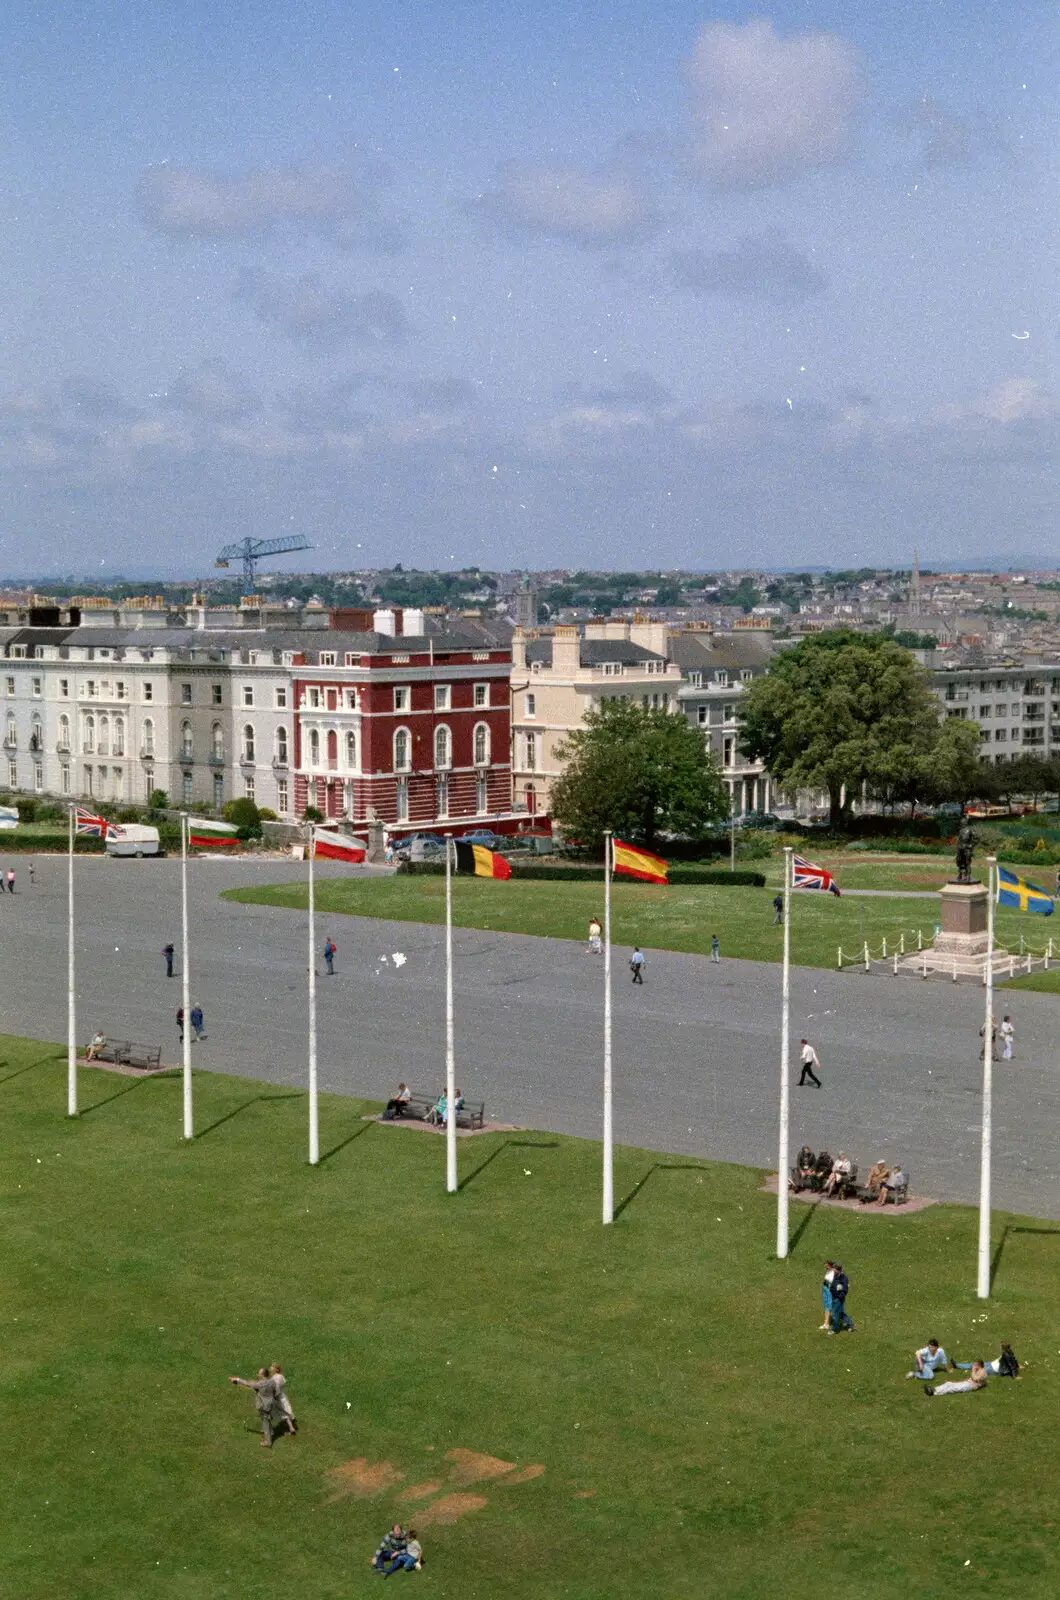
[954,820,978,884]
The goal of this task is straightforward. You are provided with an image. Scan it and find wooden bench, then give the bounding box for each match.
[388,1093,486,1130]
[89,1040,163,1071]
[878,1174,910,1206]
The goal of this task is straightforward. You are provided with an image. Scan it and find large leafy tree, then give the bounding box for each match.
[551,699,728,849]
[738,631,946,826]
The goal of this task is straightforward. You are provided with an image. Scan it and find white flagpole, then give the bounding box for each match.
[308,824,319,1165]
[67,805,77,1117]
[602,830,614,1224]
[445,837,457,1193]
[977,856,996,1298]
[776,845,793,1258]
[181,814,193,1139]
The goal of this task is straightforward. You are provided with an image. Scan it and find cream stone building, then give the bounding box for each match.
[510,621,683,817]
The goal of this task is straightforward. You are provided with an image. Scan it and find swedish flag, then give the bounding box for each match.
[996,866,1054,915]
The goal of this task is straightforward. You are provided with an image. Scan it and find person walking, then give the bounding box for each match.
[587,917,602,955]
[269,1363,297,1435]
[190,1004,206,1041]
[6,868,15,893]
[163,942,175,978]
[323,937,337,975]
[820,1261,836,1330]
[979,1016,997,1060]
[629,947,645,984]
[27,860,35,886]
[229,1368,279,1447]
[828,1262,855,1333]
[773,893,783,925]
[1000,1014,1014,1061]
[710,933,720,963]
[798,1038,822,1087]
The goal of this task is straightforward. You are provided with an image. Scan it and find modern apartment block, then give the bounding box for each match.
[932,662,1060,763]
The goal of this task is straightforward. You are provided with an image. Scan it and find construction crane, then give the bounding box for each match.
[215,534,312,594]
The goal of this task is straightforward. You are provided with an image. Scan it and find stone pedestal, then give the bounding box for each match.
[366,819,387,865]
[933,881,990,957]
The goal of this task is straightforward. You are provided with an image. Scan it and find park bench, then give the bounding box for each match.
[89,1040,163,1071]
[392,1092,486,1130]
[878,1173,910,1206]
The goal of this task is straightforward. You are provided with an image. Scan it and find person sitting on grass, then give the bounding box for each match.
[382,1083,412,1120]
[859,1159,890,1203]
[877,1165,907,1205]
[907,1339,951,1380]
[793,1146,816,1190]
[954,1343,1019,1378]
[382,1530,423,1575]
[925,1361,988,1397]
[85,1030,107,1062]
[372,1527,407,1571]
[823,1153,852,1196]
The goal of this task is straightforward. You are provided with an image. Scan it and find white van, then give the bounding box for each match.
[105,824,162,858]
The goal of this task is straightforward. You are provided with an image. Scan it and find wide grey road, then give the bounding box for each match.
[3,856,1058,1218]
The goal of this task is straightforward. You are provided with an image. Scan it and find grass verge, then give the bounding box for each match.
[3,1035,1058,1598]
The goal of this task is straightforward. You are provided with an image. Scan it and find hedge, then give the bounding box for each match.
[399,861,766,887]
[0,830,104,853]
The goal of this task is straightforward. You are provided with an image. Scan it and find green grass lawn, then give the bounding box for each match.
[3,1036,1057,1599]
[224,873,1046,970]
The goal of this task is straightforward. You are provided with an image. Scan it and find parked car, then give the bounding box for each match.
[459,829,501,846]
[394,832,447,862]
[741,812,782,830]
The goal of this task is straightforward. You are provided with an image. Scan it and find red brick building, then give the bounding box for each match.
[291,624,513,834]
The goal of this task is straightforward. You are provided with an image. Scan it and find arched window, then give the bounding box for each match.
[211,722,224,758]
[524,731,537,771]
[58,713,70,752]
[393,727,410,772]
[113,715,125,757]
[308,728,320,766]
[82,713,95,754]
[242,723,255,762]
[326,729,338,768]
[275,726,288,764]
[473,722,490,766]
[434,724,451,770]
[142,717,155,756]
[98,713,109,755]
[180,720,193,760]
[345,730,357,770]
[30,714,43,752]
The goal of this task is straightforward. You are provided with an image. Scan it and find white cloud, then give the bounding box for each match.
[241,275,409,349]
[682,19,863,188]
[472,162,655,246]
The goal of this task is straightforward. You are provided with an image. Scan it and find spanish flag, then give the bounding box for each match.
[454,842,512,879]
[613,839,669,885]
[996,866,1053,915]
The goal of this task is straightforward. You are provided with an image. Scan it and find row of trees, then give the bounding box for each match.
[551,631,1028,847]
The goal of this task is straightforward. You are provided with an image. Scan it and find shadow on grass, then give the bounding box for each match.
[787,1197,824,1257]
[614,1162,712,1220]
[79,1077,149,1115]
[991,1222,1060,1290]
[196,1091,304,1139]
[457,1137,559,1193]
[0,1052,62,1086]
[318,1120,374,1165]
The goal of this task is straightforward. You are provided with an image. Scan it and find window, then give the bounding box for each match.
[473,651,489,662]
[319,651,336,667]
[82,714,94,754]
[723,737,734,766]
[58,713,70,751]
[434,725,451,769]
[86,680,98,699]
[113,767,124,800]
[180,721,193,760]
[392,653,410,665]
[525,783,537,816]
[434,684,451,711]
[211,722,224,759]
[182,772,193,804]
[436,775,449,818]
[979,705,991,718]
[995,704,1007,717]
[82,764,91,795]
[474,683,489,708]
[113,716,125,756]
[309,729,320,765]
[98,713,109,756]
[213,773,224,809]
[980,728,992,742]
[307,687,321,709]
[394,686,410,712]
[688,671,703,688]
[476,774,488,814]
[326,689,337,711]
[142,717,154,756]
[31,677,41,698]
[525,731,537,771]
[60,763,70,795]
[394,727,411,772]
[276,778,289,814]
[59,678,69,698]
[275,727,288,764]
[741,670,753,683]
[345,689,357,710]
[344,653,358,668]
[116,681,126,701]
[345,730,357,769]
[697,706,709,726]
[326,729,338,768]
[715,671,729,687]
[244,775,256,800]
[395,777,409,822]
[33,762,43,792]
[275,686,287,709]
[242,724,256,762]
[242,685,254,708]
[525,692,536,718]
[474,722,490,766]
[211,684,222,705]
[4,678,12,697]
[181,683,192,705]
[143,682,154,702]
[29,715,42,752]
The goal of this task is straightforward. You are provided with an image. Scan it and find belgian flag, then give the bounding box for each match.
[454,842,512,879]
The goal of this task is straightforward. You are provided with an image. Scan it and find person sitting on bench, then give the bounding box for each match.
[859,1158,890,1203]
[86,1030,107,1062]
[812,1150,832,1191]
[877,1165,907,1205]
[793,1146,816,1189]
[382,1083,412,1120]
[823,1153,852,1196]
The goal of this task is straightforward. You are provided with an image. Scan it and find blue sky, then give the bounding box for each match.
[1,2,1055,578]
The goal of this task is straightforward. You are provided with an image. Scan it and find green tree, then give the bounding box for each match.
[738,631,944,827]
[550,700,728,849]
[922,718,995,811]
[222,797,262,838]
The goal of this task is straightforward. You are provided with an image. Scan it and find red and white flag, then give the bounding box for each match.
[74,806,125,839]
[793,854,841,896]
[312,828,366,864]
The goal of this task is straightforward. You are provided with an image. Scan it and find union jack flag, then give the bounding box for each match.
[793,854,840,896]
[74,806,125,839]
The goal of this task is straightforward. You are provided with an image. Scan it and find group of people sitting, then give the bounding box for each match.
[906,1338,1019,1396]
[371,1525,424,1576]
[380,1082,465,1127]
[792,1146,907,1205]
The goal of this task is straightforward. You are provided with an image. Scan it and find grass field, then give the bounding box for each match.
[224,872,1047,970]
[4,1035,1058,1599]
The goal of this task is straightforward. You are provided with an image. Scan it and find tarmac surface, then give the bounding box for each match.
[2,854,1058,1219]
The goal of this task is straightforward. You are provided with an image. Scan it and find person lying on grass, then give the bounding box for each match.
[954,1343,1019,1378]
[924,1361,988,1397]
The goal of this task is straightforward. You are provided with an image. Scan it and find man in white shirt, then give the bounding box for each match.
[798,1039,822,1087]
[1000,1014,1014,1060]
